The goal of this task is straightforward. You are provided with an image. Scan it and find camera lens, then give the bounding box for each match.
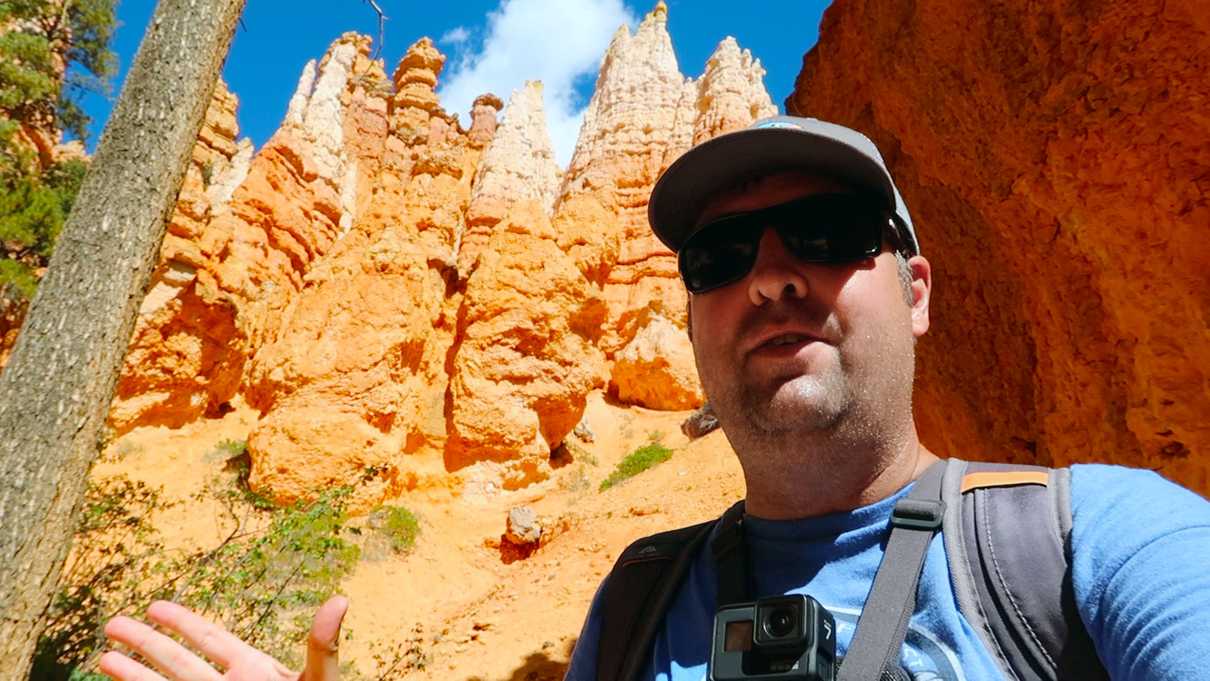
[764,607,796,639]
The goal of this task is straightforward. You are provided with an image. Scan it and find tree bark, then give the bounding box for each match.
[0,0,245,676]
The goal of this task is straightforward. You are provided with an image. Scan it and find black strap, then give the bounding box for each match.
[597,520,715,681]
[711,500,750,606]
[838,461,947,681]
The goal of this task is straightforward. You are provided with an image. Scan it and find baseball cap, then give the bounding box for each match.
[647,116,919,255]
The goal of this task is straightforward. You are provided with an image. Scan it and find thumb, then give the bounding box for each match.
[302,595,349,681]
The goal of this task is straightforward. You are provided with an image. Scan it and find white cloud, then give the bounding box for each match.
[437,0,636,168]
[439,26,471,46]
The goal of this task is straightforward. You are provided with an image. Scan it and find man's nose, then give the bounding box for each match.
[747,228,809,306]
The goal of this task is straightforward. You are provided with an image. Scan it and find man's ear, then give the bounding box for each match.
[908,255,932,338]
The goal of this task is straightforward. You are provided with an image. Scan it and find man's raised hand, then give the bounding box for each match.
[99,595,349,680]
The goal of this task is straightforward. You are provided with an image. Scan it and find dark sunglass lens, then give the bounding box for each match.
[679,221,760,293]
[777,196,883,262]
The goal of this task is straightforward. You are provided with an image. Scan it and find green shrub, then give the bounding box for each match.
[599,442,674,491]
[31,478,168,680]
[179,487,361,661]
[35,476,361,676]
[0,157,88,299]
[0,0,115,302]
[209,440,275,511]
[213,438,247,458]
[375,505,421,553]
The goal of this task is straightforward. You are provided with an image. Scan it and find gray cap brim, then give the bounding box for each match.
[648,120,913,253]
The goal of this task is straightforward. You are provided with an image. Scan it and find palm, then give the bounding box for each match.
[99,596,348,681]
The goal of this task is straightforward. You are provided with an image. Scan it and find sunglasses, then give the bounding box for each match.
[677,193,903,294]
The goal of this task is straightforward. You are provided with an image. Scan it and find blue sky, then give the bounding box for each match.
[79,0,830,164]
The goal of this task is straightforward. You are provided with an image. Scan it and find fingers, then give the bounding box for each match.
[302,595,349,681]
[145,600,253,669]
[103,615,222,681]
[98,650,169,680]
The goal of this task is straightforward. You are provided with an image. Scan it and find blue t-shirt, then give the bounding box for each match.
[564,464,1210,680]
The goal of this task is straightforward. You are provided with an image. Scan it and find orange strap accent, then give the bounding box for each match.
[960,470,1050,493]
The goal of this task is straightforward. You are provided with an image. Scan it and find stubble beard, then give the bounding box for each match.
[700,333,915,456]
[731,361,853,436]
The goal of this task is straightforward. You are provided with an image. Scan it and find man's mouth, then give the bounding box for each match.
[748,331,822,359]
[763,333,812,347]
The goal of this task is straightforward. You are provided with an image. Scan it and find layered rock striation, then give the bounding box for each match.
[445,82,608,492]
[241,37,489,504]
[107,78,253,432]
[559,1,775,409]
[108,34,388,434]
[90,4,778,503]
[789,0,1210,493]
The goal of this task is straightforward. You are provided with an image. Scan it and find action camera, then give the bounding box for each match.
[709,594,837,681]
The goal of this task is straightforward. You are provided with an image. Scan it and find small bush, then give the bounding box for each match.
[211,438,247,460]
[35,476,361,676]
[374,505,420,553]
[599,443,673,491]
[210,440,275,511]
[179,487,361,664]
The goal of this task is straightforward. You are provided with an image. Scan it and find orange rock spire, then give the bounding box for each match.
[559,3,776,409]
[93,5,779,502]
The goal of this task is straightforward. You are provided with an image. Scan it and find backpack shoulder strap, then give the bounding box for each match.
[595,508,724,681]
[941,458,1106,681]
[838,460,946,681]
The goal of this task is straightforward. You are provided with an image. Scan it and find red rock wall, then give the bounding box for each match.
[788,0,1210,494]
[65,6,780,504]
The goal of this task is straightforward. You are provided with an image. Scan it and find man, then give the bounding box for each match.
[99,118,1210,680]
[561,117,1210,680]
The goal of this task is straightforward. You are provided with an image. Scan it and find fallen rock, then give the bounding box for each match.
[682,402,720,440]
[573,419,595,443]
[505,505,542,546]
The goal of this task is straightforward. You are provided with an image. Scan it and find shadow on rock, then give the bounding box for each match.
[466,638,577,681]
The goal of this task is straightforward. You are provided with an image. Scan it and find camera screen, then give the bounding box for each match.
[724,620,754,652]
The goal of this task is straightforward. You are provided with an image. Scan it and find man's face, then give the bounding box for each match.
[686,170,931,438]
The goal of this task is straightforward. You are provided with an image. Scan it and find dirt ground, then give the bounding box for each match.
[90,390,745,679]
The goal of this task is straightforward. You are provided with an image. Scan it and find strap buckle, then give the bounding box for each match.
[891,498,944,531]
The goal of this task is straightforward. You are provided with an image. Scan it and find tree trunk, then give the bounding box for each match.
[0,0,245,676]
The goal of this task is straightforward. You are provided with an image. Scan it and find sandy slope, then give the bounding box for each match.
[90,390,745,679]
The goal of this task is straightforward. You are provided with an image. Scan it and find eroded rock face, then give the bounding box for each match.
[243,37,480,505]
[94,5,779,503]
[559,2,774,410]
[445,87,607,494]
[447,202,608,491]
[788,0,1210,493]
[109,35,399,438]
[463,82,562,271]
[693,37,777,145]
[612,314,703,410]
[559,2,691,359]
[107,78,253,433]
